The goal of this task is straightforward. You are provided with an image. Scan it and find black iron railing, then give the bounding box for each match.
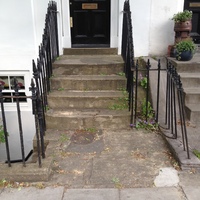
[131,60,190,159]
[121,0,190,158]
[31,1,59,166]
[121,0,134,123]
[0,78,37,167]
[0,1,59,167]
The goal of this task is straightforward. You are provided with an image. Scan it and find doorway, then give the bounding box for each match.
[69,0,111,47]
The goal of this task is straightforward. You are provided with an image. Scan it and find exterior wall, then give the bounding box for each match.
[0,0,51,161]
[60,0,185,57]
[149,0,185,56]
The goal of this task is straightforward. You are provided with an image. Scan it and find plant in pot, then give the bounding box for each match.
[175,39,196,61]
[172,10,193,32]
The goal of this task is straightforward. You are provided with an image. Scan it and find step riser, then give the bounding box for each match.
[181,78,200,88]
[63,48,118,55]
[46,115,130,130]
[185,107,200,123]
[51,79,126,91]
[48,97,124,109]
[169,59,200,73]
[184,94,200,104]
[176,64,200,73]
[52,64,124,75]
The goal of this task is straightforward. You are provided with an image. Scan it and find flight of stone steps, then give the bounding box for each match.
[169,56,200,126]
[46,48,131,130]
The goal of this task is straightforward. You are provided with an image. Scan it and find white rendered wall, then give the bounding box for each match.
[149,0,185,56]
[130,0,152,57]
[0,0,51,161]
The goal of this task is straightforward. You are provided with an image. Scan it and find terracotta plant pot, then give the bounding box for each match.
[174,20,192,32]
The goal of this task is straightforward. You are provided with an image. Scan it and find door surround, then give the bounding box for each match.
[61,0,119,48]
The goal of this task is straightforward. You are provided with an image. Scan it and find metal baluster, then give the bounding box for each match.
[13,77,26,167]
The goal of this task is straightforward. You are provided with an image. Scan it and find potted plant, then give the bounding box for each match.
[172,10,192,32]
[175,40,196,61]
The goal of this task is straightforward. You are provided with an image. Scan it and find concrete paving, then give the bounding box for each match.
[1,186,200,200]
[0,128,200,199]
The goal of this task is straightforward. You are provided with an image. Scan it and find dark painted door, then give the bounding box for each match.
[70,0,110,47]
[184,0,200,43]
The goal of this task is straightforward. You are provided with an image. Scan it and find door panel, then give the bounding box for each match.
[184,0,200,43]
[70,0,110,47]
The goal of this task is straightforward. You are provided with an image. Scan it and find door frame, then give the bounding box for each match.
[61,0,120,49]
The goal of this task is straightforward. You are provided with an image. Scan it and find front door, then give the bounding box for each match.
[70,0,110,47]
[184,0,200,43]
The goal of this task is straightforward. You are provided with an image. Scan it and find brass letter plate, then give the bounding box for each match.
[190,3,200,7]
[82,3,98,10]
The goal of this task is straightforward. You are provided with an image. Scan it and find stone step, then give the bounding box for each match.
[51,75,126,91]
[180,73,200,88]
[46,109,130,130]
[168,53,200,73]
[184,88,200,104]
[185,103,200,124]
[53,55,124,75]
[48,90,127,109]
[63,48,118,55]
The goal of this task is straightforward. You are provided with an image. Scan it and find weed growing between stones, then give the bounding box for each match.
[193,149,200,159]
[134,99,159,132]
[109,89,129,110]
[117,72,125,77]
[57,88,64,91]
[111,177,123,188]
[139,73,147,89]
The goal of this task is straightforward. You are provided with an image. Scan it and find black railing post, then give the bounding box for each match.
[145,59,151,122]
[29,79,42,167]
[13,77,26,167]
[156,60,161,122]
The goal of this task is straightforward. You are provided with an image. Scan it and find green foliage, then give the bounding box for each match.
[175,40,195,53]
[100,73,106,75]
[141,98,154,119]
[59,134,70,143]
[140,77,147,89]
[85,127,97,133]
[0,124,8,143]
[117,72,125,77]
[135,120,159,131]
[57,88,64,91]
[172,10,192,22]
[134,98,159,131]
[109,90,129,110]
[193,149,200,159]
[45,105,50,111]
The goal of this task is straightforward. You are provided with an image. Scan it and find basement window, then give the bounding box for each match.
[0,76,27,103]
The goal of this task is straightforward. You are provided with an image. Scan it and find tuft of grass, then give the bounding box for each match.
[117,72,125,77]
[60,134,70,143]
[85,127,97,133]
[193,149,200,159]
[109,90,129,110]
[57,88,64,91]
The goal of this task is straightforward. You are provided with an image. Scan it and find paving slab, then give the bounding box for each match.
[48,130,173,188]
[0,186,64,200]
[63,189,119,200]
[182,186,200,200]
[121,188,185,200]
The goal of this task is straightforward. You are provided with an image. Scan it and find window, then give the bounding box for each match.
[0,76,27,103]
